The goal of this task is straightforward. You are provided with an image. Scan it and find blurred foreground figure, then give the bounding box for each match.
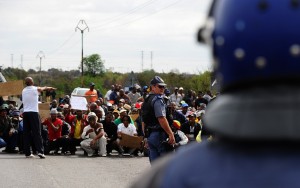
[131,0,300,187]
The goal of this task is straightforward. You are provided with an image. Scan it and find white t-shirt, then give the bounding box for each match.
[117,123,137,136]
[22,86,39,112]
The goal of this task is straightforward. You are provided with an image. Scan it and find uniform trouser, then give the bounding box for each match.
[23,112,44,156]
[147,131,168,163]
[80,137,107,156]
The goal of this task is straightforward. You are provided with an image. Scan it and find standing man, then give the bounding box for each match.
[85,82,98,103]
[142,76,175,163]
[22,77,55,158]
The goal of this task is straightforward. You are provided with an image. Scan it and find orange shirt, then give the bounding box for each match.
[85,89,98,102]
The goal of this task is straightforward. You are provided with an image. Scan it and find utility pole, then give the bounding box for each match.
[37,51,45,86]
[141,51,144,72]
[11,54,14,68]
[75,20,89,87]
[20,54,23,69]
[150,51,153,70]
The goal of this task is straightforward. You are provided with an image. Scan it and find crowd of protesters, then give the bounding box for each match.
[0,82,216,158]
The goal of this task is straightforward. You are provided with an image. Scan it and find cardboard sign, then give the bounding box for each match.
[0,80,23,96]
[38,103,50,121]
[119,133,143,149]
[70,96,88,111]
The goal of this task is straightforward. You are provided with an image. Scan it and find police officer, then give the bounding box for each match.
[142,76,175,163]
[132,0,300,187]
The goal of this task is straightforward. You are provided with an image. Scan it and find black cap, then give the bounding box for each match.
[150,76,167,86]
[90,82,95,87]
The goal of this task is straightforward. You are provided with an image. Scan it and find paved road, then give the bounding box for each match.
[0,149,150,188]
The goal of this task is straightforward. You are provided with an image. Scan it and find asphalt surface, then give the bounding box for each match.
[0,149,150,188]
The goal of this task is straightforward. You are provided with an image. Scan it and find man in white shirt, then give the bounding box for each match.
[22,77,55,159]
[169,87,183,107]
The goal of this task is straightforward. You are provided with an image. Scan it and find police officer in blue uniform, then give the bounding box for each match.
[132,0,300,187]
[142,76,175,163]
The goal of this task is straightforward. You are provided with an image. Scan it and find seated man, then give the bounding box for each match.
[69,109,87,155]
[181,113,201,142]
[80,112,107,157]
[11,110,23,153]
[57,112,71,154]
[172,120,188,151]
[0,105,18,153]
[42,109,68,155]
[101,112,121,156]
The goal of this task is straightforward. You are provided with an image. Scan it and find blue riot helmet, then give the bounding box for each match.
[200,0,300,140]
[199,0,300,91]
[143,85,148,92]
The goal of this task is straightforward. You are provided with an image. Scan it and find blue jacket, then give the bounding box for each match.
[132,140,300,188]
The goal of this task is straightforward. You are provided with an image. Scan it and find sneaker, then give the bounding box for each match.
[100,154,107,157]
[87,153,93,157]
[26,154,35,158]
[38,153,46,159]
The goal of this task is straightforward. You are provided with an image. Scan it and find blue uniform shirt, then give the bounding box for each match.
[152,95,166,118]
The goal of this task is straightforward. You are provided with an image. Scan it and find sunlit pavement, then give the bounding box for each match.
[0,148,150,188]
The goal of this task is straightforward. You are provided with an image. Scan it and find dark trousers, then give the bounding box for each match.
[106,139,122,154]
[46,137,69,154]
[3,132,18,151]
[69,138,82,153]
[23,112,44,156]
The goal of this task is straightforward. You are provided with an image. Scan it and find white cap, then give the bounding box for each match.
[50,108,58,114]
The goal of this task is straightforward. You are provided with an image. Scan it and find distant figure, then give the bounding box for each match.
[85,82,98,103]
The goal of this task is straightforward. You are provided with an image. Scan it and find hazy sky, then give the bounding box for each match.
[0,0,212,74]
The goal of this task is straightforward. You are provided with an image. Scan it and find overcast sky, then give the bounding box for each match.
[0,0,212,74]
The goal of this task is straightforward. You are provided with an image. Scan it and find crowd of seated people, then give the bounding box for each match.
[0,84,216,157]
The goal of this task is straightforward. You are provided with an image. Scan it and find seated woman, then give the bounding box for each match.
[117,115,138,156]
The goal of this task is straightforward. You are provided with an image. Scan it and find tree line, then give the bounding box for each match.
[1,54,213,98]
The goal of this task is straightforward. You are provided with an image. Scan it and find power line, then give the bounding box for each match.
[92,0,184,31]
[44,0,159,56]
[92,0,159,29]
[47,32,76,56]
[39,0,183,62]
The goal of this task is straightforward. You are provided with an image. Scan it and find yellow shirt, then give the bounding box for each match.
[74,120,82,139]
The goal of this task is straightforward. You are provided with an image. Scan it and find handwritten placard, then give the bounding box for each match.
[70,96,88,111]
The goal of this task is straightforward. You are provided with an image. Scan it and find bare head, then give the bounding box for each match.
[25,77,33,86]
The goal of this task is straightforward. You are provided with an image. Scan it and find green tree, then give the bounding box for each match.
[83,54,105,76]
